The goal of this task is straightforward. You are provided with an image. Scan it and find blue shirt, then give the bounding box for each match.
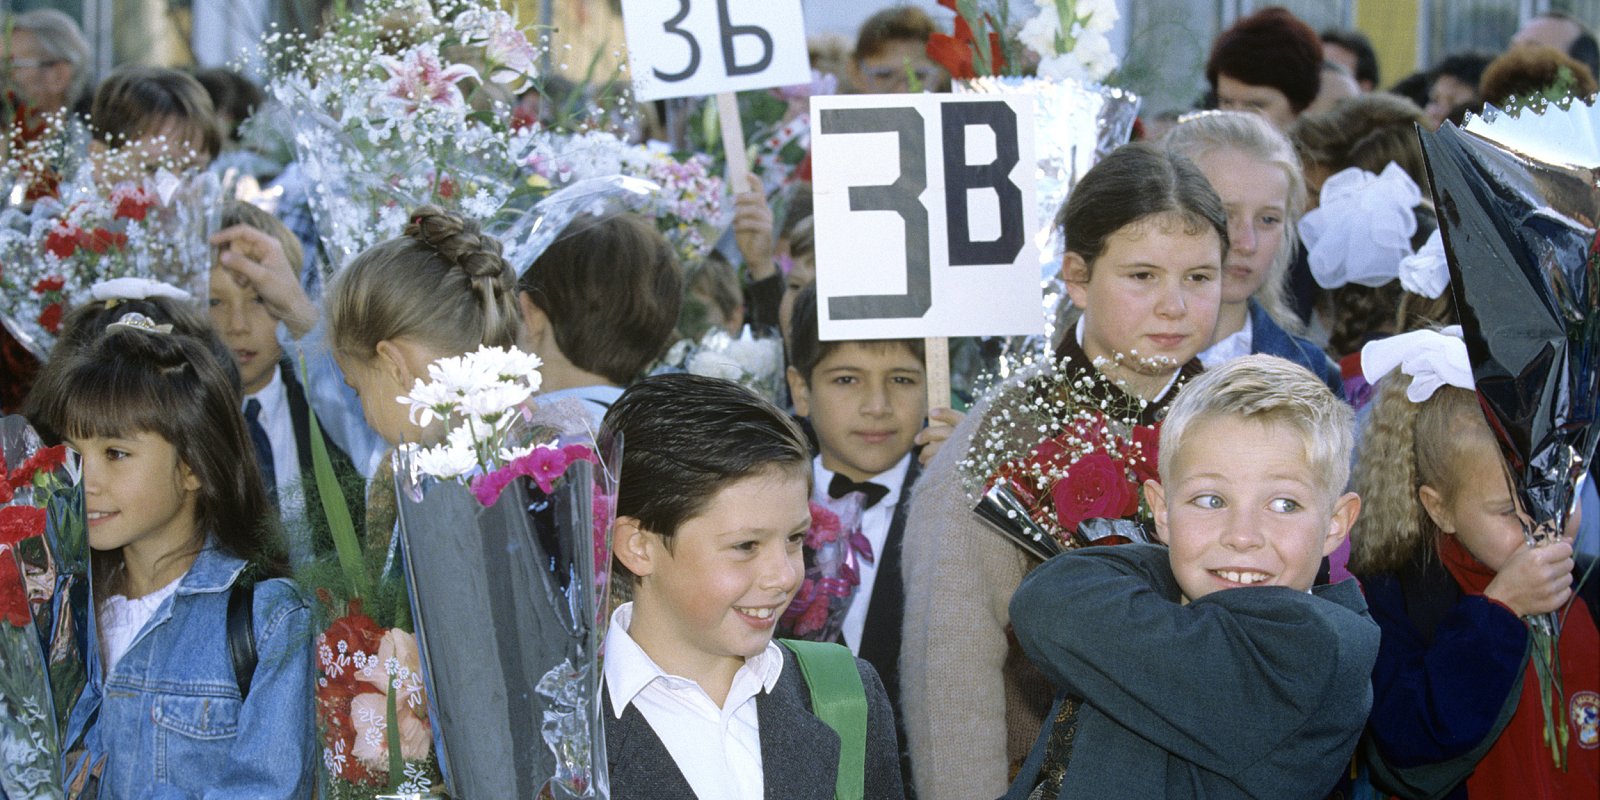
[66,543,315,799]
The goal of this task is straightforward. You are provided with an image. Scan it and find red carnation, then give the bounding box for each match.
[38,302,63,333]
[0,481,13,504]
[0,546,32,627]
[0,505,47,546]
[1051,451,1140,534]
[80,228,126,255]
[31,275,64,294]
[43,226,77,259]
[112,187,154,221]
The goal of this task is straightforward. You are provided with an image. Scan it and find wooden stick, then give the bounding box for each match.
[924,336,950,416]
[716,91,750,191]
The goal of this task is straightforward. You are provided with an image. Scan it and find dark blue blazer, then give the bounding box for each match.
[1248,299,1344,399]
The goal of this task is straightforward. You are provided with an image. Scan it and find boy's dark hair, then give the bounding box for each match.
[31,328,287,591]
[1320,29,1379,88]
[786,285,922,383]
[1386,70,1433,108]
[516,212,683,385]
[600,374,811,551]
[194,67,264,142]
[1429,50,1495,89]
[1206,7,1324,113]
[221,200,305,274]
[1057,142,1228,272]
[89,66,223,160]
[854,5,936,63]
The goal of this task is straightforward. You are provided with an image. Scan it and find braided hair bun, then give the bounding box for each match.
[404,205,510,280]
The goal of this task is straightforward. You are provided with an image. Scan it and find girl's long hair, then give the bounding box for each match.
[1349,373,1490,575]
[32,328,286,590]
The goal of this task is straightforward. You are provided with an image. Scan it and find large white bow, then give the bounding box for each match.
[1360,326,1473,402]
[1398,228,1449,299]
[1301,163,1422,289]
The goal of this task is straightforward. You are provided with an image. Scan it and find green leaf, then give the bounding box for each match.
[302,357,370,599]
[386,680,405,792]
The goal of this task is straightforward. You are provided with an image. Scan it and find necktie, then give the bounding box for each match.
[244,399,279,509]
[828,472,889,509]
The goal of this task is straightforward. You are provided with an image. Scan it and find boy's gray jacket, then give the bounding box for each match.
[604,646,906,799]
[1004,543,1381,800]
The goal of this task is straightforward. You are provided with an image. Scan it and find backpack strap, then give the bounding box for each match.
[780,639,867,800]
[227,581,258,700]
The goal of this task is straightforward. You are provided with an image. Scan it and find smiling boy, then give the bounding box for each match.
[601,374,905,800]
[1004,355,1380,800]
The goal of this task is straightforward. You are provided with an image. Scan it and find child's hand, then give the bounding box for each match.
[1484,538,1574,618]
[733,174,777,281]
[916,407,966,466]
[210,225,319,339]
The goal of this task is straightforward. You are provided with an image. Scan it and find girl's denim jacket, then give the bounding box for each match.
[65,543,315,799]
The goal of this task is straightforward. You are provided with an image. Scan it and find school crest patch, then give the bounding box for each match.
[1572,691,1600,750]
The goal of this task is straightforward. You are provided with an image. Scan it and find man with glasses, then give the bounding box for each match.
[4,9,92,119]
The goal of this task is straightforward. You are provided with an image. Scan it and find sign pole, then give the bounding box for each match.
[716,91,750,191]
[924,336,950,415]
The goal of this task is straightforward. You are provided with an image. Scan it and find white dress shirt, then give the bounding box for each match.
[1198,314,1254,369]
[244,365,308,561]
[604,602,784,800]
[813,454,912,654]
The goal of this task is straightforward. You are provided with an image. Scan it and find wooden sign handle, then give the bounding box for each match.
[717,91,750,191]
[924,336,950,416]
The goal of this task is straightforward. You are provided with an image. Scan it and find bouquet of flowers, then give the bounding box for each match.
[0,415,87,799]
[959,354,1163,560]
[0,133,220,356]
[390,344,616,799]
[657,325,786,404]
[779,496,872,642]
[617,143,729,269]
[927,0,1118,83]
[263,0,632,274]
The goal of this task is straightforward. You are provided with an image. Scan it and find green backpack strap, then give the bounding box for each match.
[780,639,867,800]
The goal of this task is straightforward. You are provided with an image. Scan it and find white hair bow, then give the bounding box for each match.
[89,277,192,303]
[1301,163,1422,289]
[1398,228,1449,299]
[1361,326,1473,402]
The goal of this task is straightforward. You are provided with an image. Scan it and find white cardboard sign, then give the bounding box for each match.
[622,0,810,102]
[810,93,1042,341]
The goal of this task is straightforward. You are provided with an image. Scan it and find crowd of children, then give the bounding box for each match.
[1,2,1596,799]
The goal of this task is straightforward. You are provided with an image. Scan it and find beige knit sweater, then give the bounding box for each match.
[898,392,1053,800]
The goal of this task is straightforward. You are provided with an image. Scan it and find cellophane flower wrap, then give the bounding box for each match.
[0,415,87,799]
[656,325,786,405]
[390,344,615,799]
[779,496,872,643]
[0,124,220,356]
[958,353,1167,560]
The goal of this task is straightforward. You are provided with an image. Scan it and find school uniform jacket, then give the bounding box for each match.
[857,457,921,793]
[604,646,906,799]
[278,358,365,554]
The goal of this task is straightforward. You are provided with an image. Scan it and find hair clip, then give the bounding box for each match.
[1360,326,1473,403]
[105,312,173,335]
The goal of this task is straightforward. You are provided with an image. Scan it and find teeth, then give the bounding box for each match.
[88,512,110,520]
[1216,570,1269,585]
[736,607,774,620]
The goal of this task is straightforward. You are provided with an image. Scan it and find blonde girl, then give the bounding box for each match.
[1162,110,1343,396]
[1351,328,1597,798]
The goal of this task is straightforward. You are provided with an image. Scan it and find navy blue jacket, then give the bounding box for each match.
[1248,300,1344,399]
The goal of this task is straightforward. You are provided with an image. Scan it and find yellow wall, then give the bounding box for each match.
[1357,0,1422,86]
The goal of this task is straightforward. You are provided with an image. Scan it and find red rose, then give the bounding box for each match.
[0,546,32,627]
[43,226,77,259]
[38,302,63,333]
[1128,424,1162,487]
[0,505,46,546]
[81,228,125,255]
[31,275,64,294]
[1050,451,1140,534]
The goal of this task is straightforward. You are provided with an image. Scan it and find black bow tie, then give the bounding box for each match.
[828,473,889,509]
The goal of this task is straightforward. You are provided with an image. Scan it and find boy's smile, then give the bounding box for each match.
[1146,415,1358,602]
[621,467,811,697]
[790,343,926,482]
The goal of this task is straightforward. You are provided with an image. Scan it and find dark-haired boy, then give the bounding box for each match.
[785,286,931,792]
[516,212,683,428]
[600,374,905,800]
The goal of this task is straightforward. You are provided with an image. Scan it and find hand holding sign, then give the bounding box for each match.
[810,94,1041,410]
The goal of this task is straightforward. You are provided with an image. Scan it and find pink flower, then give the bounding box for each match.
[349,692,432,769]
[355,629,428,718]
[377,45,479,114]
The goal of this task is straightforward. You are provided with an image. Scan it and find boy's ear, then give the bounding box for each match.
[516,291,546,350]
[1417,485,1455,534]
[786,366,811,417]
[1142,479,1170,545]
[1322,492,1362,556]
[612,516,658,579]
[1061,252,1092,310]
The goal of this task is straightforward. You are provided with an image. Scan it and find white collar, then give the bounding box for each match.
[813,452,912,507]
[604,602,785,717]
[244,361,287,411]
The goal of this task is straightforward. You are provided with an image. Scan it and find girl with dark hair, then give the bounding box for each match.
[898,142,1226,800]
[32,321,313,798]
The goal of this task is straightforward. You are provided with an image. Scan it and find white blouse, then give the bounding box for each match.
[97,576,182,675]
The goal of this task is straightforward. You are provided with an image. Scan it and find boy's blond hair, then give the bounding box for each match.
[220,201,304,276]
[1159,355,1353,503]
